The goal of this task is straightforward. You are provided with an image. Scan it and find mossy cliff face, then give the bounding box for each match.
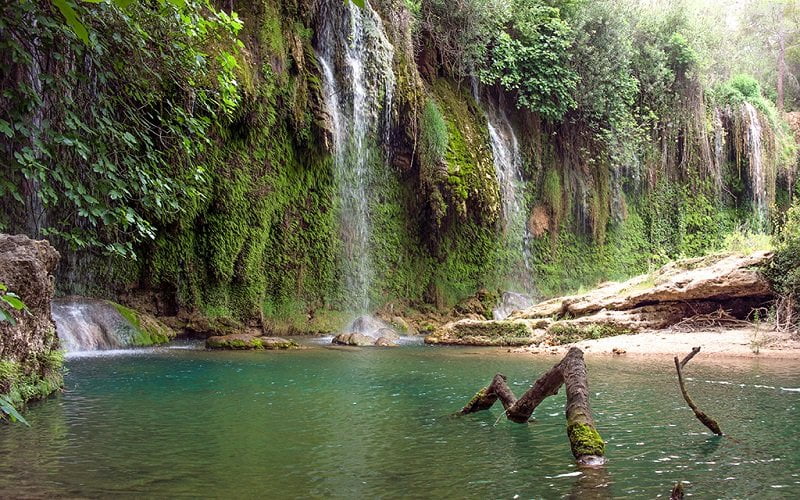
[2,1,792,331]
[0,234,63,406]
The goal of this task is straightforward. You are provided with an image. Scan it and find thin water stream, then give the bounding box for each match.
[1,345,798,498]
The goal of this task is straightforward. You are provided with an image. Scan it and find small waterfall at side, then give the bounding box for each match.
[711,108,726,198]
[477,89,534,319]
[316,0,396,335]
[743,103,767,224]
[51,298,137,353]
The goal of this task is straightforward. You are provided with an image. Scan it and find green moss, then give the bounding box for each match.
[547,322,631,345]
[112,303,174,346]
[0,356,63,407]
[567,422,605,457]
[205,335,265,350]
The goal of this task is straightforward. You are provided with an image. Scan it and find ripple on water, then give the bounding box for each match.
[0,346,798,498]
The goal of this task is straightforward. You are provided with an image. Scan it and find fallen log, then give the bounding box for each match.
[674,347,723,435]
[460,347,605,465]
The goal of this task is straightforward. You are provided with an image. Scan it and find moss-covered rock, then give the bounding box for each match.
[425,318,547,346]
[112,303,175,346]
[205,334,298,350]
[0,234,63,409]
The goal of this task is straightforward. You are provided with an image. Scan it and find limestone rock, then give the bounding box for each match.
[514,252,773,321]
[0,234,62,404]
[207,334,259,350]
[434,252,775,347]
[259,337,299,350]
[390,316,417,335]
[374,337,398,347]
[331,332,375,346]
[425,319,548,346]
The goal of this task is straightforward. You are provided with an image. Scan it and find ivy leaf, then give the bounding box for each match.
[52,0,89,45]
[0,120,13,138]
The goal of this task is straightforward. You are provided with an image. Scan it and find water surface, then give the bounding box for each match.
[1,345,798,498]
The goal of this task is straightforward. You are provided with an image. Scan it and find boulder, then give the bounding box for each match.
[206,334,264,350]
[0,234,62,405]
[390,316,417,335]
[331,333,375,346]
[374,337,398,347]
[375,327,400,341]
[425,319,549,346]
[259,336,299,350]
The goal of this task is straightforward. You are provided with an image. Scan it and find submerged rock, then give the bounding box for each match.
[0,234,62,405]
[205,334,298,350]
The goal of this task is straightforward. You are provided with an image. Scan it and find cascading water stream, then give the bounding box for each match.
[743,103,767,224]
[51,298,136,353]
[316,0,396,334]
[477,89,535,318]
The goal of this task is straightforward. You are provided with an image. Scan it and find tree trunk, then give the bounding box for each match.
[460,347,605,465]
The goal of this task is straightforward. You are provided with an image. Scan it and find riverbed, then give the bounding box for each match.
[1,344,799,498]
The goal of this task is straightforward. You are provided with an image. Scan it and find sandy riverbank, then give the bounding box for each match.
[510,326,800,359]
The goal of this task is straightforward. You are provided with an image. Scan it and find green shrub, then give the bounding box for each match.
[765,202,800,329]
[420,99,449,166]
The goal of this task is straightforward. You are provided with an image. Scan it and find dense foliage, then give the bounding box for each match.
[0,0,797,329]
[0,0,241,258]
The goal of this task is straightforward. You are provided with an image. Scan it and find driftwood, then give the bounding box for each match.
[460,347,605,465]
[674,347,723,435]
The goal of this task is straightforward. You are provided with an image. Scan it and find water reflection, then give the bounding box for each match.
[0,346,798,498]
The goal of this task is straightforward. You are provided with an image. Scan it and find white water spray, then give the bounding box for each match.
[316,0,396,331]
[743,103,767,224]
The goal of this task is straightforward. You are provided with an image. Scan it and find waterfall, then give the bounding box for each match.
[473,85,534,318]
[52,298,137,353]
[316,0,395,314]
[743,103,767,223]
[712,108,725,197]
[482,93,534,304]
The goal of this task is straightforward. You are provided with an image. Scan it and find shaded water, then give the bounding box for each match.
[2,346,799,498]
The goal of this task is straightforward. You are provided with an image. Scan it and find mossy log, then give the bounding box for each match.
[459,347,605,465]
[674,347,723,435]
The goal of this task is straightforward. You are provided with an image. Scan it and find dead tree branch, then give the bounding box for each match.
[674,347,723,435]
[460,347,605,465]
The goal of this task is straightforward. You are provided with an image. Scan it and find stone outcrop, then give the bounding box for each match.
[0,234,62,405]
[205,334,299,350]
[426,252,774,346]
[332,332,381,346]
